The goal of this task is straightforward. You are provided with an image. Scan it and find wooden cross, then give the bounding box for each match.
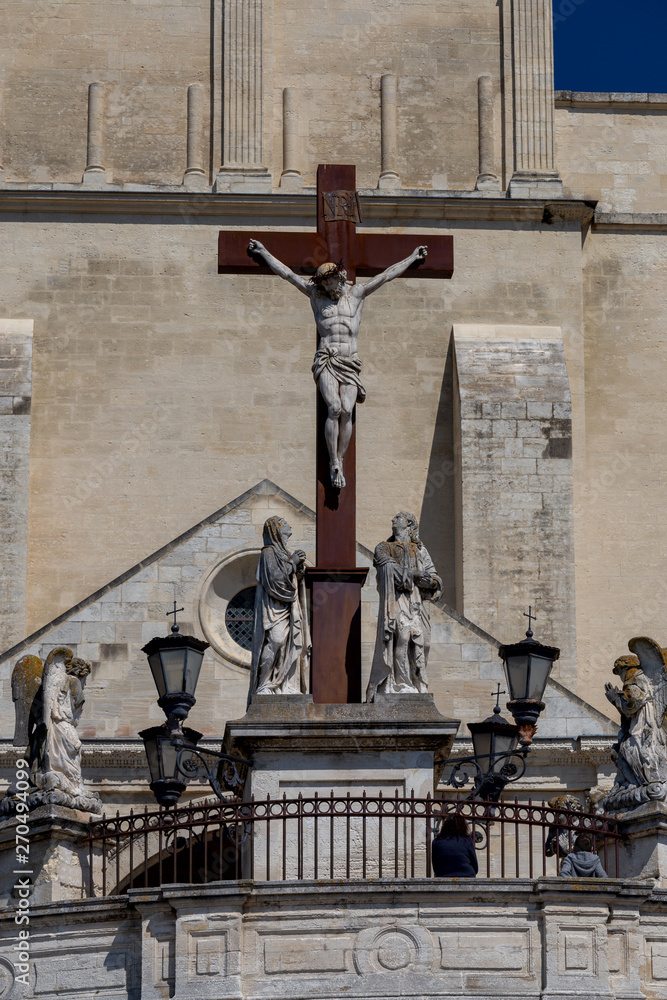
[218,164,453,704]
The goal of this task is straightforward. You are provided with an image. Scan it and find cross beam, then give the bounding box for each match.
[218,165,453,704]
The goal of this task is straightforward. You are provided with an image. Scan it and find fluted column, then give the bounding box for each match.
[377,74,400,190]
[215,0,271,193]
[83,82,108,184]
[508,0,562,198]
[280,87,302,190]
[475,75,499,191]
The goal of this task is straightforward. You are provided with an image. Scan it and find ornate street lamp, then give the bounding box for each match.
[444,686,526,802]
[139,723,203,806]
[140,603,251,806]
[142,603,209,729]
[498,607,560,744]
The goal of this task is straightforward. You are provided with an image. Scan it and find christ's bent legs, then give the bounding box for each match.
[317,371,346,488]
[338,384,357,472]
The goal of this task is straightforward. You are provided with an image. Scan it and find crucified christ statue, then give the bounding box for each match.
[247,240,427,489]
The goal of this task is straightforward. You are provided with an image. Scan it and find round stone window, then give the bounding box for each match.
[198,548,260,670]
[224,587,256,651]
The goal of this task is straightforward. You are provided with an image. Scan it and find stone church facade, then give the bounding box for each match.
[0,0,666,995]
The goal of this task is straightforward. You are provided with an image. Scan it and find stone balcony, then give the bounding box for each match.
[0,877,663,999]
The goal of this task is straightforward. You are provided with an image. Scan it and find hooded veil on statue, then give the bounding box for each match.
[248,517,311,703]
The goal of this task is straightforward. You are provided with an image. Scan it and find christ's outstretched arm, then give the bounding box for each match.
[247,240,312,296]
[354,245,428,298]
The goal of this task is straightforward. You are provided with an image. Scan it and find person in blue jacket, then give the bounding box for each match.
[432,812,479,877]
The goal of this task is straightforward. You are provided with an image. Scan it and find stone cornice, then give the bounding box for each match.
[0,735,615,771]
[592,212,667,232]
[555,90,667,111]
[0,187,594,225]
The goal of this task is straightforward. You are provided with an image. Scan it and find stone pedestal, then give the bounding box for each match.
[617,800,667,885]
[223,694,459,880]
[0,805,100,905]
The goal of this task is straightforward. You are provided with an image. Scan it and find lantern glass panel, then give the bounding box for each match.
[471,728,492,765]
[143,736,161,782]
[505,653,530,700]
[491,729,517,770]
[160,648,188,694]
[159,737,179,780]
[528,653,553,700]
[184,649,204,696]
[148,652,167,698]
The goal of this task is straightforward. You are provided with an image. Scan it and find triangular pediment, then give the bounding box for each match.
[0,480,613,741]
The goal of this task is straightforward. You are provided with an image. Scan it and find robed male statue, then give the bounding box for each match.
[366,512,442,702]
[247,240,427,489]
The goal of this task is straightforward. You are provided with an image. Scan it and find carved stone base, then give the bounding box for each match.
[0,805,102,904]
[617,799,667,884]
[213,168,272,194]
[508,171,563,199]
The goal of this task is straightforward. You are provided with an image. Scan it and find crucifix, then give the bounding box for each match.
[218,164,453,704]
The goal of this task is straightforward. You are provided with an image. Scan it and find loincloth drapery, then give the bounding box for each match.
[311,346,366,403]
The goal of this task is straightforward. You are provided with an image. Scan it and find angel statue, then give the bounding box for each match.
[601,636,667,813]
[366,512,442,702]
[248,517,311,703]
[1,646,102,816]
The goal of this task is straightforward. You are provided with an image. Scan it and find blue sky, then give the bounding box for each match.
[553,0,667,93]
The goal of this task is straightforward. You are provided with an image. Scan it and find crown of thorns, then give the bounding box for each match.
[310,260,347,287]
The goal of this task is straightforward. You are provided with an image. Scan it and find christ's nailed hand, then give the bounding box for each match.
[248,239,266,257]
[415,245,428,259]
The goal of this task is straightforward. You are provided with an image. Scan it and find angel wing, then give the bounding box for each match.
[11,654,44,747]
[628,636,667,727]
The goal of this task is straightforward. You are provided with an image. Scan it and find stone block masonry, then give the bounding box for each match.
[453,327,576,688]
[0,320,32,653]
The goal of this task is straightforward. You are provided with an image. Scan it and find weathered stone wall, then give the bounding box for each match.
[0,0,502,190]
[556,94,667,213]
[575,228,667,717]
[0,879,662,999]
[0,209,585,638]
[0,320,32,652]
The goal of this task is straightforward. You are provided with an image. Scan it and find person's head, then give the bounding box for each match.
[574,834,595,853]
[436,812,470,839]
[311,261,347,300]
[392,511,419,543]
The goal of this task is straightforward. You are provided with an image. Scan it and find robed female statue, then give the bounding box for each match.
[248,517,311,702]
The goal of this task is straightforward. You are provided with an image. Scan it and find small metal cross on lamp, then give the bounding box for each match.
[498,605,560,744]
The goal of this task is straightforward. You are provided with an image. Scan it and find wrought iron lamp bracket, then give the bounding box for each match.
[442,745,530,801]
[172,741,252,800]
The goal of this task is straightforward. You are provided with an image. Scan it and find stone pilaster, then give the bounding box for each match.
[82,82,108,186]
[452,326,576,687]
[475,75,499,192]
[279,87,302,191]
[507,0,563,198]
[377,74,401,190]
[214,0,272,193]
[184,84,207,190]
[0,319,32,653]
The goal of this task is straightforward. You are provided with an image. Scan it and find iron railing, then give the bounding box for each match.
[81,793,622,897]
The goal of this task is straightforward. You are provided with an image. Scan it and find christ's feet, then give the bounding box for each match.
[330,462,346,489]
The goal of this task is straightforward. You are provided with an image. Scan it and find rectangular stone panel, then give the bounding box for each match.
[438,928,531,973]
[263,934,350,974]
[648,939,667,980]
[34,949,130,994]
[558,928,596,975]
